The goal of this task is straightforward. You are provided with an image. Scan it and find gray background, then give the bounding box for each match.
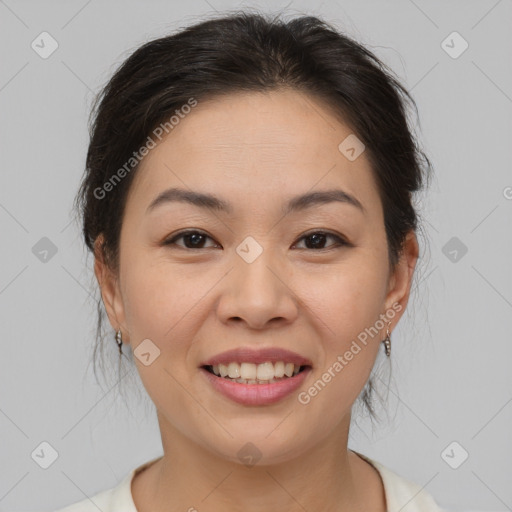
[1,1,511,511]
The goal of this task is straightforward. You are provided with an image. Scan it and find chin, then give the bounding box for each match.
[198,422,314,467]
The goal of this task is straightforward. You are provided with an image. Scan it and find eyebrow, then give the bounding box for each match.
[146,187,365,216]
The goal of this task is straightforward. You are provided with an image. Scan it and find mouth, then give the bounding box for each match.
[201,362,312,385]
[198,347,313,405]
[199,362,312,406]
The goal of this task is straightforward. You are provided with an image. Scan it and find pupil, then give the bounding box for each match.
[307,233,325,249]
[187,233,204,247]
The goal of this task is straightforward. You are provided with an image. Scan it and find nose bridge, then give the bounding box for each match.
[234,235,283,301]
[216,235,297,328]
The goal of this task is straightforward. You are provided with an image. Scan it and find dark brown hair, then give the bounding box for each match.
[74,10,433,421]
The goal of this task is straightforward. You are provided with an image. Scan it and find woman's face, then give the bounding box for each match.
[96,89,417,464]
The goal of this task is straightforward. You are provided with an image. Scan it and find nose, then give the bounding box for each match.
[215,247,299,330]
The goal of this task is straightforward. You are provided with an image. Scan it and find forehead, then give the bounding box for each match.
[126,89,381,218]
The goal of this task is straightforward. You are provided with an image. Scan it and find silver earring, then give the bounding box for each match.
[383,321,391,357]
[115,329,123,354]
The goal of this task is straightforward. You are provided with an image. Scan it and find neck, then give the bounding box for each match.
[132,413,383,512]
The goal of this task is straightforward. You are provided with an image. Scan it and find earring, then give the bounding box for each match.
[115,329,123,355]
[383,321,391,357]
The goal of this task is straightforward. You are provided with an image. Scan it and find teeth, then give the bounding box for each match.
[227,362,240,378]
[256,362,274,381]
[210,361,304,382]
[274,361,285,378]
[284,362,294,377]
[241,362,257,380]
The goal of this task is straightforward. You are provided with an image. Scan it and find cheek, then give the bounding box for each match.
[119,257,207,432]
[120,254,229,384]
[300,257,388,342]
[295,253,388,406]
[120,253,200,346]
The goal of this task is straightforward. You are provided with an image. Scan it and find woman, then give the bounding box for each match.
[58,11,444,512]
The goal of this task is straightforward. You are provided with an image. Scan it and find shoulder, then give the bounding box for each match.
[353,451,447,512]
[53,485,118,512]
[53,456,162,511]
[52,460,148,512]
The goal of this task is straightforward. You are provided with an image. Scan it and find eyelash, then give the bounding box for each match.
[162,229,350,252]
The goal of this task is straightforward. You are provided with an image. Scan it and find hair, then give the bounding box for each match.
[73,10,433,425]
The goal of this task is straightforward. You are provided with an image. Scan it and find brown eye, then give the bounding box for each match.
[163,229,349,251]
[293,231,348,250]
[163,230,218,249]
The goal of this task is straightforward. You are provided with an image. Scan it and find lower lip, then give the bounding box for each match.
[199,367,312,406]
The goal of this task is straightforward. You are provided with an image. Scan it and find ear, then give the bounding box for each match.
[383,230,419,330]
[93,234,129,344]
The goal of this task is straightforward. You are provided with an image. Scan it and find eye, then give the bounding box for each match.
[292,231,348,251]
[163,230,219,249]
[163,229,349,251]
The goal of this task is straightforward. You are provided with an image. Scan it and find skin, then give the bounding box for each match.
[94,89,418,512]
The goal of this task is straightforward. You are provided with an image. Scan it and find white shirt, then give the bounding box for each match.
[54,451,446,511]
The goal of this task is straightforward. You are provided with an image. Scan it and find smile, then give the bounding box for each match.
[200,363,312,405]
[206,361,307,383]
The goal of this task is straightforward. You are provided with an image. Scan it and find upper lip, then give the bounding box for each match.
[200,347,313,367]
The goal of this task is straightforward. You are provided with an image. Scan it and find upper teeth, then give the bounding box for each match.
[212,361,301,380]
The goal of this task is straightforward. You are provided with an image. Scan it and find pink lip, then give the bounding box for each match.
[200,366,312,406]
[200,347,313,367]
